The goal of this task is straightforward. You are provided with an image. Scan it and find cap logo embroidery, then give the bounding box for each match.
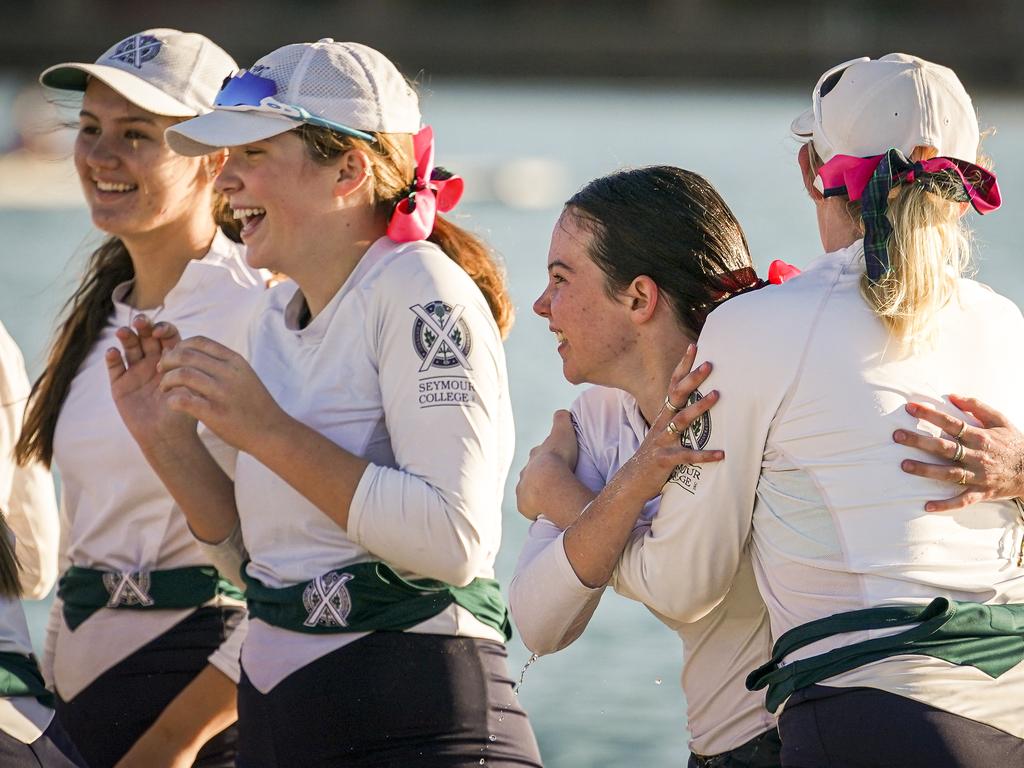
[410,301,473,371]
[109,35,163,69]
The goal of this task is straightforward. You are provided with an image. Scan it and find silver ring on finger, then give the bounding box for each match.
[666,421,682,436]
[958,467,969,485]
[954,420,968,439]
[664,395,683,413]
[952,440,965,463]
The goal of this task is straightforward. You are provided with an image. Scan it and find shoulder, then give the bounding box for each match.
[0,322,28,401]
[570,386,630,451]
[957,277,1024,324]
[369,239,484,302]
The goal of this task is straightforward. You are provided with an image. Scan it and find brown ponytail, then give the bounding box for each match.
[0,512,22,599]
[297,125,514,338]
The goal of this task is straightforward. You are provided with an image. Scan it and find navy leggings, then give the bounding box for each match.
[779,684,1024,767]
[56,606,242,768]
[237,632,543,768]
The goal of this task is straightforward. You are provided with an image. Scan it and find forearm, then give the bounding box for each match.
[115,664,236,768]
[248,414,368,531]
[562,460,652,588]
[141,432,238,544]
[510,520,604,655]
[518,452,597,528]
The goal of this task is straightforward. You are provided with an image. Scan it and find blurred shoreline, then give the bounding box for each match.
[4,2,1024,89]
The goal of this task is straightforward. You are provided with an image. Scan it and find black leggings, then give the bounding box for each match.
[56,606,242,768]
[688,727,782,767]
[0,716,88,767]
[779,684,1024,767]
[237,632,543,767]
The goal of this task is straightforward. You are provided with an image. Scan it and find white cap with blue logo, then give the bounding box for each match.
[165,39,421,156]
[39,28,237,118]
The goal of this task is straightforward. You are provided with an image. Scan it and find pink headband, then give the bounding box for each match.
[387,126,464,243]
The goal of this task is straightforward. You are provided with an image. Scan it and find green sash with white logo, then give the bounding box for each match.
[0,652,53,708]
[747,597,1024,713]
[59,565,244,631]
[243,561,512,641]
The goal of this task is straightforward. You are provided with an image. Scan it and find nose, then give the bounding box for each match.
[214,152,242,195]
[533,285,551,318]
[84,133,118,171]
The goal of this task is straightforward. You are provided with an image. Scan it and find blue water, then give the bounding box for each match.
[3,80,1023,766]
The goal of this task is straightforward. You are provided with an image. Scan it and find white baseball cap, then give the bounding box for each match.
[39,28,237,118]
[166,39,421,156]
[791,53,980,164]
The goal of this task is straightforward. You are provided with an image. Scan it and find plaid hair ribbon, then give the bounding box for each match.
[817,149,1001,282]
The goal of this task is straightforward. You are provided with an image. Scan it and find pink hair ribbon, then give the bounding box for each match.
[816,150,1001,282]
[386,125,464,243]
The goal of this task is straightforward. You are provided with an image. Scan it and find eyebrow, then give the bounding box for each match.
[79,110,158,126]
[547,260,575,273]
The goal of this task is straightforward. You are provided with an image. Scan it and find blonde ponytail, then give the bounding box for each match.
[860,149,973,344]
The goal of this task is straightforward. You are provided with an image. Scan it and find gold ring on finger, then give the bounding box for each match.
[952,440,965,463]
[664,395,683,413]
[958,467,969,485]
[666,421,682,436]
[954,420,968,439]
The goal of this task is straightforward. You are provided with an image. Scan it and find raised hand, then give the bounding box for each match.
[107,316,196,446]
[157,336,286,453]
[615,344,723,506]
[895,394,1024,512]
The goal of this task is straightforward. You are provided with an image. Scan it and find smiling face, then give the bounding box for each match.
[74,79,210,240]
[533,212,639,386]
[214,130,342,273]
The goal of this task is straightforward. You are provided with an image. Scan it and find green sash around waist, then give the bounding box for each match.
[243,561,512,641]
[59,565,244,631]
[0,652,53,708]
[747,597,1024,713]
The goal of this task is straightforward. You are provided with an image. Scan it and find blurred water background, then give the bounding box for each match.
[2,77,1022,766]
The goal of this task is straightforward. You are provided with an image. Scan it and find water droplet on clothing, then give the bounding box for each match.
[489,734,497,742]
[655,677,662,685]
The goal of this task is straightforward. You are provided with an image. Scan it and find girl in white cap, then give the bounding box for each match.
[0,322,84,766]
[110,40,542,766]
[536,54,1023,766]
[512,166,791,767]
[19,29,264,768]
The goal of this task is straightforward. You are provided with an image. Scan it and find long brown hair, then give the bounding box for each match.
[296,125,514,338]
[0,511,22,599]
[15,201,239,468]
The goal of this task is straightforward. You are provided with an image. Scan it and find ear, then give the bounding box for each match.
[333,149,374,199]
[798,144,823,201]
[624,275,659,325]
[200,150,226,183]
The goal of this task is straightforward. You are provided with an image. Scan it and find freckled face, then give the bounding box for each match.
[532,213,637,385]
[214,130,340,273]
[74,80,208,239]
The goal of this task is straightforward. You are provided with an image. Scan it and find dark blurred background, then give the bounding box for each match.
[5,1,1023,87]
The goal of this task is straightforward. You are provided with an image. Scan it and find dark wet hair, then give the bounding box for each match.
[563,166,756,335]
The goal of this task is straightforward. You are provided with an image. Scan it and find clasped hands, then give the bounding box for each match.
[106,315,284,454]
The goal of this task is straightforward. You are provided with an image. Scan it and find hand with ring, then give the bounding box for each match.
[893,394,1024,512]
[610,343,724,506]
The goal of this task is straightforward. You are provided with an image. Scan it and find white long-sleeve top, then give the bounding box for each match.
[616,242,1024,737]
[46,230,264,701]
[227,236,513,693]
[0,321,60,741]
[510,386,774,757]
